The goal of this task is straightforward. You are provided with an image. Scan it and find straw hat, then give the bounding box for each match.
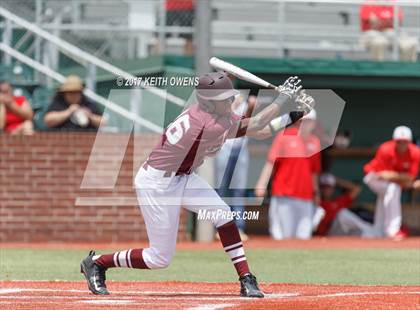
[59,75,84,92]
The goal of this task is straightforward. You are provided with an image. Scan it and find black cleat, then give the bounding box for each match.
[80,250,109,295]
[239,273,264,298]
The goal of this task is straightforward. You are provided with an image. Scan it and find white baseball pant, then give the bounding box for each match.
[269,196,313,240]
[364,172,402,237]
[134,165,231,269]
[328,209,376,237]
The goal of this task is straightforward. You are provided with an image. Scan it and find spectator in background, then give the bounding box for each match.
[215,95,256,241]
[316,173,375,237]
[255,110,321,240]
[360,0,418,61]
[364,126,420,239]
[0,80,34,135]
[0,96,4,132]
[44,75,103,131]
[166,0,195,55]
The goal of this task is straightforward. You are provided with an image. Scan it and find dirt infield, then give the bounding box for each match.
[0,281,419,309]
[1,238,419,308]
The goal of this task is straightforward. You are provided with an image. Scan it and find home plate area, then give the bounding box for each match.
[0,281,419,309]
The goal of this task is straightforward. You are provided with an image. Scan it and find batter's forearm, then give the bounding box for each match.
[246,125,273,140]
[244,92,293,132]
[246,110,304,139]
[246,103,280,132]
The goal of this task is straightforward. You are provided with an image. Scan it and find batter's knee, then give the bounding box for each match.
[153,250,173,269]
[143,247,174,269]
[153,255,172,269]
[209,205,233,228]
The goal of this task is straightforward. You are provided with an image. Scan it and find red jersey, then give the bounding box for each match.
[360,1,403,31]
[317,193,353,236]
[147,104,242,174]
[268,127,321,201]
[166,0,194,11]
[5,96,26,132]
[364,140,420,178]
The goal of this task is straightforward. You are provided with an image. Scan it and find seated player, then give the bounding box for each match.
[80,72,314,298]
[316,173,375,237]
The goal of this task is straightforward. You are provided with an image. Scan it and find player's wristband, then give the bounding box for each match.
[269,111,304,132]
[269,114,291,132]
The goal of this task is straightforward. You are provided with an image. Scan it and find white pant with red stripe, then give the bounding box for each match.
[364,172,402,237]
[134,165,231,269]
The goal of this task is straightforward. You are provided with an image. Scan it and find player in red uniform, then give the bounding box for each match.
[316,173,375,237]
[255,109,321,240]
[364,126,420,238]
[81,72,313,297]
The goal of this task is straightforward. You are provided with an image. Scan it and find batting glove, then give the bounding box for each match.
[295,90,315,114]
[277,76,302,99]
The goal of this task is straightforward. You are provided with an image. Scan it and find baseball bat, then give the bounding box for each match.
[209,57,279,90]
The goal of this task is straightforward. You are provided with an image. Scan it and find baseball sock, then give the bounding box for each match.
[93,249,149,269]
[217,220,250,277]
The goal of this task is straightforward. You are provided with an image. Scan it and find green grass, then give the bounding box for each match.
[1,248,419,285]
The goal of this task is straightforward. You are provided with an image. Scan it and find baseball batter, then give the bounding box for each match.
[81,71,313,297]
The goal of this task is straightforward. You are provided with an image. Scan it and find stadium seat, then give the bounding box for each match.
[31,87,55,130]
[0,63,32,84]
[32,87,55,111]
[33,109,49,131]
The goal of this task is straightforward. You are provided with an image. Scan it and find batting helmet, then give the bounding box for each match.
[196,72,239,111]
